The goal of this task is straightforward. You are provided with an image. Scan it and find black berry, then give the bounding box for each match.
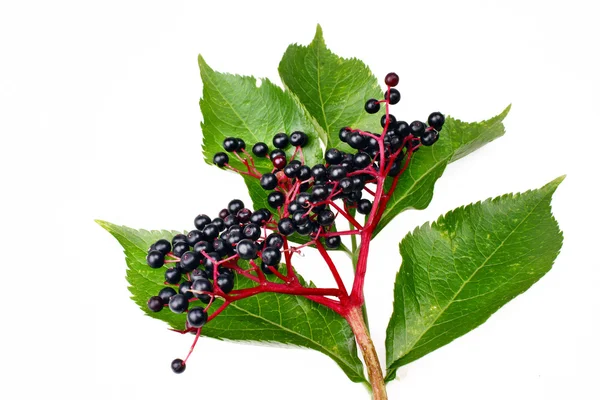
[317,209,335,226]
[325,148,343,165]
[158,287,177,303]
[267,191,285,208]
[357,199,373,214]
[180,251,201,271]
[223,137,239,152]
[348,132,367,150]
[272,133,289,149]
[213,152,229,167]
[194,214,212,230]
[260,173,278,190]
[165,268,182,284]
[364,99,380,114]
[191,278,213,303]
[228,199,244,214]
[289,131,308,147]
[265,233,284,249]
[187,307,208,328]
[324,235,341,249]
[252,142,269,157]
[421,128,439,146]
[153,239,171,255]
[236,239,258,260]
[216,273,235,293]
[146,250,165,268]
[385,88,401,105]
[410,121,426,137]
[147,296,164,312]
[277,218,295,236]
[427,112,445,131]
[168,294,189,313]
[171,359,186,374]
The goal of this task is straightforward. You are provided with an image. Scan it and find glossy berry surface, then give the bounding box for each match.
[428,112,445,131]
[146,250,164,268]
[187,307,208,328]
[171,359,186,374]
[289,131,308,147]
[223,137,238,152]
[272,133,289,149]
[213,152,228,167]
[364,99,380,114]
[252,142,269,157]
[236,239,258,259]
[147,296,163,312]
[385,72,399,87]
[168,294,189,313]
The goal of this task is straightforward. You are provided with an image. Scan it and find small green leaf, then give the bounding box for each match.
[199,55,323,173]
[279,25,383,152]
[374,105,511,237]
[385,176,564,381]
[97,220,366,383]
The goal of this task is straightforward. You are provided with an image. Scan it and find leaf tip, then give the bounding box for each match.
[543,174,566,194]
[312,24,325,45]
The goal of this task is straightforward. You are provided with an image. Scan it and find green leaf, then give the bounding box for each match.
[374,105,511,237]
[279,25,383,152]
[199,55,323,173]
[97,220,366,383]
[385,176,564,381]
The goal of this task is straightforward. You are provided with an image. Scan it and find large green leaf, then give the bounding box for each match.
[374,105,511,237]
[199,55,323,173]
[278,25,383,152]
[97,220,366,383]
[385,176,564,381]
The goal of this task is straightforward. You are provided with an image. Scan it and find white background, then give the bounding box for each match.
[1,1,598,399]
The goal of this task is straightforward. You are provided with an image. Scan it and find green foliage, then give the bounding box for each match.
[384,177,564,381]
[97,220,366,383]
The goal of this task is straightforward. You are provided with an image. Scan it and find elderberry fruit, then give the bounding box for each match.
[284,160,301,178]
[169,294,189,313]
[296,221,314,236]
[252,142,269,157]
[213,152,228,167]
[236,239,258,260]
[237,138,246,150]
[171,359,186,374]
[172,234,187,245]
[147,296,163,312]
[292,211,309,227]
[165,268,182,284]
[272,156,287,170]
[339,127,352,143]
[219,208,229,219]
[381,114,397,128]
[385,72,399,87]
[427,112,445,131]
[297,165,312,181]
[357,199,373,214]
[202,223,219,241]
[364,98,380,114]
[180,251,201,271]
[203,252,221,274]
[191,268,209,281]
[179,280,194,299]
[187,230,204,246]
[223,137,238,152]
[261,247,281,266]
[348,132,367,150]
[410,120,426,137]
[353,152,371,169]
[153,239,171,255]
[223,214,238,228]
[273,133,289,149]
[194,214,211,230]
[311,184,328,201]
[243,223,261,241]
[191,278,213,303]
[187,307,208,328]
[324,235,341,249]
[146,250,165,268]
[212,239,229,257]
[278,218,295,236]
[267,191,285,208]
[388,161,401,176]
[328,165,347,181]
[296,192,311,207]
[421,128,439,146]
[317,209,335,226]
[228,199,244,214]
[237,208,251,222]
[158,287,177,303]
[211,218,225,232]
[385,88,401,104]
[339,177,353,194]
[325,148,343,165]
[260,173,278,190]
[216,273,235,293]
[265,233,284,249]
[311,164,327,181]
[290,131,308,147]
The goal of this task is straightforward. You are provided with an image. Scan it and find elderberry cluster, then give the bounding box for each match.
[145,71,445,374]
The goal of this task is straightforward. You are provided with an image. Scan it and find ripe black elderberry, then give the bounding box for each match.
[252,142,269,157]
[146,250,165,268]
[179,280,194,299]
[357,199,373,214]
[297,165,312,181]
[180,251,201,271]
[187,230,204,246]
[261,262,280,274]
[339,127,352,143]
[421,128,439,146]
[381,114,397,128]
[169,294,189,313]
[223,214,238,228]
[410,120,426,137]
[171,359,186,374]
[289,131,308,147]
[272,133,289,149]
[385,88,401,105]
[427,112,445,131]
[261,247,281,266]
[187,307,208,328]
[311,164,327,181]
[353,152,371,169]
[266,233,284,249]
[223,137,239,152]
[260,173,278,190]
[165,268,182,284]
[325,148,343,165]
[385,72,399,87]
[277,218,295,236]
[242,223,261,241]
[153,239,171,255]
[158,287,177,303]
[267,191,285,208]
[348,132,367,150]
[236,239,258,260]
[328,165,347,181]
[364,98,380,114]
[213,152,228,167]
[237,138,246,150]
[296,221,314,236]
[292,211,309,227]
[147,296,163,312]
[228,199,244,215]
[211,218,225,232]
[172,234,187,245]
[216,273,235,293]
[194,214,212,230]
[202,223,219,241]
[311,184,328,201]
[317,209,335,226]
[191,278,213,303]
[324,235,341,249]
